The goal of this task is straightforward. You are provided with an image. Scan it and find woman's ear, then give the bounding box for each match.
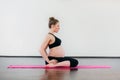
[51,24,54,28]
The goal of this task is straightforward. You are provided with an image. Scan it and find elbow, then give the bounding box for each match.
[39,48,43,54]
[39,47,45,55]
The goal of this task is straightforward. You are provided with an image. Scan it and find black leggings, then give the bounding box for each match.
[45,56,79,67]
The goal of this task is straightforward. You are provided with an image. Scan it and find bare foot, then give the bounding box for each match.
[49,59,58,64]
[46,63,56,67]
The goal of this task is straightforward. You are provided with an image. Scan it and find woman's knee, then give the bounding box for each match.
[70,58,79,67]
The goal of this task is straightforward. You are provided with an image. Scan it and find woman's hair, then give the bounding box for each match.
[49,17,59,28]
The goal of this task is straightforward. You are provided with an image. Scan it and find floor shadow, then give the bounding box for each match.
[40,68,78,80]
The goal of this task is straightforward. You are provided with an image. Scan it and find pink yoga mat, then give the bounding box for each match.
[8,65,111,69]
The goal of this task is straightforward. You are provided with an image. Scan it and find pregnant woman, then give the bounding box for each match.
[40,17,78,67]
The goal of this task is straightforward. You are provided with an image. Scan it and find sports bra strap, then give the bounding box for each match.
[48,33,55,36]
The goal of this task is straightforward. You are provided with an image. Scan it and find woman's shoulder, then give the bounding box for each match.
[45,33,54,40]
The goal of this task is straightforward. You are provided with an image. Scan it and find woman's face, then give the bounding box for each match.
[52,22,60,33]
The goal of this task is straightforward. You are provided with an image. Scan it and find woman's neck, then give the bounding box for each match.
[49,30,55,34]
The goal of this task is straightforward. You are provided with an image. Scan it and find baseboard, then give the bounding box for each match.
[0,55,120,58]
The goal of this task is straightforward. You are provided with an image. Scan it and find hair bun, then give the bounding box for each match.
[48,17,59,28]
[49,17,55,21]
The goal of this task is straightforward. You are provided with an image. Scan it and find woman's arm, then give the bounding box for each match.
[40,35,51,63]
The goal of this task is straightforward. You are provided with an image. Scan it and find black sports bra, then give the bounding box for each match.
[48,33,61,49]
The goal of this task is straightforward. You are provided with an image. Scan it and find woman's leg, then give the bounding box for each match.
[46,61,70,67]
[45,56,78,67]
[63,57,79,67]
[54,61,70,67]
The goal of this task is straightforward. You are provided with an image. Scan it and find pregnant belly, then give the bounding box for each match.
[48,46,65,57]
